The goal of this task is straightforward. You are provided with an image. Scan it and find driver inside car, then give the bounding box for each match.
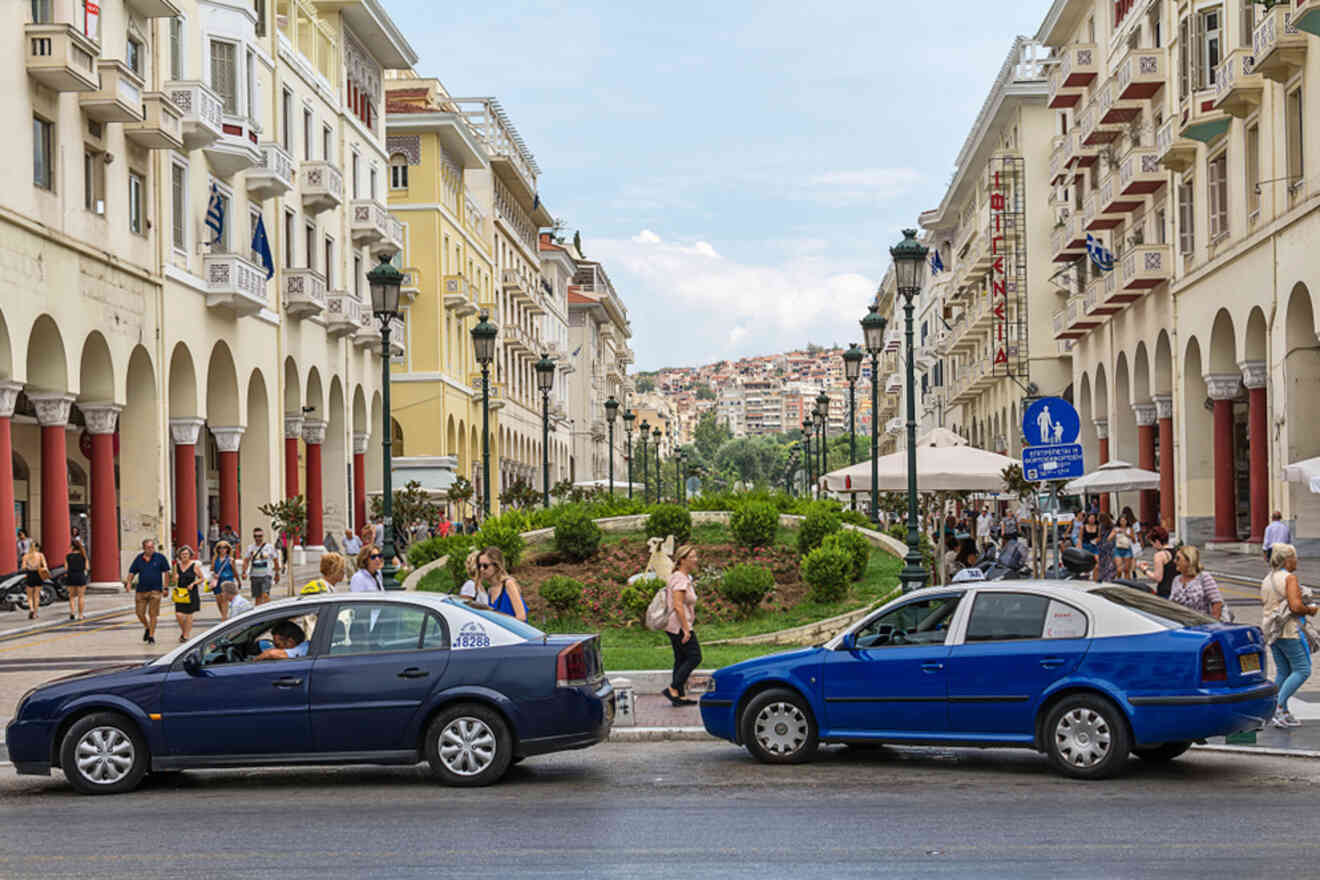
[253,619,309,661]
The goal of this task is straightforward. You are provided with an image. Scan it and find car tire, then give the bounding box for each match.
[424,704,513,787]
[1043,694,1131,780]
[59,712,149,795]
[740,688,818,765]
[1132,741,1192,763]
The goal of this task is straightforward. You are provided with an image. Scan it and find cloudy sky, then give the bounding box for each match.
[391,0,1054,370]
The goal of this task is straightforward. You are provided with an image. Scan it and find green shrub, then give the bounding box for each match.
[645,504,692,544]
[730,501,778,549]
[407,534,471,570]
[619,576,661,625]
[718,564,776,616]
[797,502,842,556]
[442,535,476,586]
[417,567,455,593]
[801,544,852,603]
[540,575,585,616]
[822,530,871,581]
[553,508,603,561]
[840,509,871,528]
[473,517,526,570]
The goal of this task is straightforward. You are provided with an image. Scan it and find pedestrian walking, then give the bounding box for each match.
[64,538,88,620]
[125,538,170,644]
[373,519,385,547]
[1136,526,1177,598]
[16,529,31,570]
[1080,512,1100,554]
[458,548,489,605]
[209,540,239,619]
[322,529,339,554]
[1263,511,1291,565]
[241,527,280,606]
[171,545,203,642]
[1168,546,1224,619]
[302,552,348,595]
[476,546,526,620]
[1111,512,1136,579]
[662,544,701,706]
[1261,544,1317,728]
[1093,512,1117,582]
[20,541,48,620]
[342,528,362,555]
[350,545,386,592]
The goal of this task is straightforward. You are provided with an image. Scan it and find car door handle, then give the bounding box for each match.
[271,676,304,688]
[921,662,944,673]
[1039,658,1065,669]
[397,667,429,679]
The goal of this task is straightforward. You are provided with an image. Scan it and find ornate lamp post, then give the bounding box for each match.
[861,303,887,524]
[367,257,402,589]
[623,410,635,499]
[676,449,685,503]
[816,390,830,497]
[891,228,931,592]
[652,426,663,501]
[604,396,619,496]
[813,406,825,499]
[639,419,649,503]
[470,310,498,520]
[843,344,863,509]
[535,353,556,509]
[802,418,813,498]
[786,448,799,495]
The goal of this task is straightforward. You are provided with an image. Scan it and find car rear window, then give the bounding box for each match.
[444,598,545,640]
[1092,586,1216,628]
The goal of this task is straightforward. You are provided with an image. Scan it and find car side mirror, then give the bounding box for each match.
[182,650,202,676]
[839,632,858,652]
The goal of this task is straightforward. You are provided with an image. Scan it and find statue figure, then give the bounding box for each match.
[629,535,675,586]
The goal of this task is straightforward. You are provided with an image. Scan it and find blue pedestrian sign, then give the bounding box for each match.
[1022,444,1085,481]
[1021,396,1084,482]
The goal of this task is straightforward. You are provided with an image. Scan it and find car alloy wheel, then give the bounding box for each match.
[1043,695,1130,780]
[60,711,149,795]
[740,688,818,765]
[438,717,497,777]
[75,727,136,785]
[1055,707,1111,768]
[755,702,809,757]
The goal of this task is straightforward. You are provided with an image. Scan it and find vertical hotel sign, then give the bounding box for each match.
[987,155,1026,377]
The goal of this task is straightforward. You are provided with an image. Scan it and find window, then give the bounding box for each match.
[249,209,261,263]
[199,612,321,666]
[370,167,378,199]
[351,151,360,198]
[328,605,431,655]
[1208,152,1228,241]
[852,594,962,649]
[305,222,315,271]
[84,149,104,213]
[1246,123,1260,219]
[129,172,144,234]
[1198,7,1221,90]
[283,209,296,269]
[1287,87,1304,190]
[1149,6,1162,48]
[126,35,143,77]
[81,0,99,40]
[33,117,53,190]
[30,1,51,23]
[421,614,449,649]
[965,593,1070,642]
[1178,16,1190,99]
[169,17,183,80]
[1094,587,1216,628]
[390,155,408,189]
[1155,207,1167,245]
[281,88,292,151]
[324,237,334,287]
[171,162,187,250]
[303,107,312,162]
[1177,179,1194,255]
[210,40,238,115]
[246,49,256,120]
[322,125,332,163]
[353,255,361,297]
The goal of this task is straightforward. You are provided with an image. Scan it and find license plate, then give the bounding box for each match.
[1240,653,1261,674]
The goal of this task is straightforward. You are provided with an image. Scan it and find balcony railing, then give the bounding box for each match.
[885,372,902,394]
[204,114,262,178]
[1095,79,1139,129]
[247,143,295,201]
[1114,46,1166,101]
[1118,244,1171,292]
[1049,134,1069,185]
[124,92,184,151]
[300,161,343,214]
[1051,212,1087,262]
[25,21,98,93]
[325,291,361,337]
[204,253,267,317]
[1118,145,1166,198]
[167,81,224,150]
[80,60,145,124]
[443,275,477,317]
[350,200,402,257]
[388,317,405,358]
[1047,43,1097,108]
[1214,49,1263,118]
[1254,6,1307,83]
[1156,118,1197,172]
[1085,183,1124,231]
[283,268,326,319]
[1068,127,1099,170]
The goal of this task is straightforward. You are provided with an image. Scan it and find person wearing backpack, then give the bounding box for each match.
[662,544,702,707]
[242,527,280,606]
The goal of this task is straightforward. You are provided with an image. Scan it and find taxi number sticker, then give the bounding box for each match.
[455,621,490,649]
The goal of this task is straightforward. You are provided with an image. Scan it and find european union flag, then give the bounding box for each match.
[1085,233,1114,272]
[251,214,275,280]
[204,183,225,246]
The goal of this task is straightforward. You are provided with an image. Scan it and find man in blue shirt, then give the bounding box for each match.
[1263,511,1291,563]
[255,619,309,661]
[125,539,171,645]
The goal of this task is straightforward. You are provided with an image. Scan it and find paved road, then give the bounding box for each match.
[0,741,1315,879]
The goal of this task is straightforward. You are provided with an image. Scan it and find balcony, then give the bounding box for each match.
[885,417,903,435]
[501,268,525,293]
[400,268,420,305]
[1084,186,1122,232]
[124,92,184,151]
[167,81,224,150]
[1047,44,1097,108]
[1068,127,1099,170]
[1049,135,1070,185]
[353,314,380,351]
[203,115,262,178]
[1180,91,1230,144]
[1296,0,1320,37]
[885,372,903,394]
[1095,172,1142,218]
[80,61,144,124]
[1096,79,1141,129]
[1079,97,1122,147]
[1051,211,1086,262]
[1114,47,1166,101]
[300,161,343,214]
[1082,276,1120,318]
[325,292,361,338]
[1254,6,1307,83]
[1053,299,1083,340]
[388,317,405,358]
[443,275,477,317]
[1117,145,1165,199]
[350,200,402,257]
[1098,264,1129,307]
[203,253,267,318]
[24,21,98,92]
[246,143,294,201]
[883,327,901,353]
[1156,118,1197,172]
[283,269,326,319]
[1118,244,1170,292]
[1214,49,1263,118]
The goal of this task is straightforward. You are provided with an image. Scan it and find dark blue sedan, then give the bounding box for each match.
[7,594,613,793]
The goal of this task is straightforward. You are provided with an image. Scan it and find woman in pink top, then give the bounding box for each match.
[663,544,702,706]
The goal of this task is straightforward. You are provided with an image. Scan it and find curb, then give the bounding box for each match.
[1192,742,1320,759]
[0,603,136,643]
[608,726,713,742]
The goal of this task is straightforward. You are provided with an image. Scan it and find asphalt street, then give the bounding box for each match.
[1,741,1317,879]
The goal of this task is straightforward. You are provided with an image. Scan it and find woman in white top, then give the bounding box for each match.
[662,544,701,706]
[1262,543,1317,728]
[458,548,489,605]
[349,544,385,592]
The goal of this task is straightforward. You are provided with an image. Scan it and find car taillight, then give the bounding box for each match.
[557,643,590,688]
[1201,641,1227,683]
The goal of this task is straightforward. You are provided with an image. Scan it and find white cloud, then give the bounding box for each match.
[632,229,662,244]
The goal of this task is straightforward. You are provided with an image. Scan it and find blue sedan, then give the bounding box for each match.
[700,582,1275,779]
[7,593,613,794]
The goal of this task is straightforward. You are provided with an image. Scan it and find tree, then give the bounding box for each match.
[370,480,442,542]
[259,495,307,548]
[693,410,732,462]
[499,479,540,510]
[714,436,782,486]
[448,476,474,520]
[695,384,716,401]
[635,375,656,393]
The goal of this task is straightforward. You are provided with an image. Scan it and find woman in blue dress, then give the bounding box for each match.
[477,547,526,621]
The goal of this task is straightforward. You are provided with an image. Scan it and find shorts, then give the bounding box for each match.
[1114,547,1133,558]
[250,576,272,598]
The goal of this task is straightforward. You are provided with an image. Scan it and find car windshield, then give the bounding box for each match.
[443,598,545,640]
[1092,586,1216,628]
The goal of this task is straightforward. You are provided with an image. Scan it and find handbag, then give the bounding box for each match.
[37,566,50,582]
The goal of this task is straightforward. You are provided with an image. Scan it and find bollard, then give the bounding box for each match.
[611,677,635,726]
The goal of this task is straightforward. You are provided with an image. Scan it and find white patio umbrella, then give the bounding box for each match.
[1282,457,1320,494]
[572,478,646,491]
[822,445,1019,493]
[1062,459,1160,495]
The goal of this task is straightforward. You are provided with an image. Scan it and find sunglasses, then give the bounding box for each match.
[478,562,494,569]
[369,553,383,560]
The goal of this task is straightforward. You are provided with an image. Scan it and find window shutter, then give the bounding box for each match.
[1193,11,1205,91]
[1178,17,1190,99]
[211,42,236,115]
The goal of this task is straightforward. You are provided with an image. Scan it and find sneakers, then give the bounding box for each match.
[1272,710,1302,728]
[142,627,150,643]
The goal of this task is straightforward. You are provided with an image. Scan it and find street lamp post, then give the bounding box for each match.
[802,418,813,498]
[604,396,619,496]
[470,311,498,521]
[891,228,931,592]
[816,390,830,499]
[367,257,403,589]
[843,344,863,510]
[652,426,662,501]
[639,420,649,503]
[861,304,888,525]
[623,411,635,499]
[535,353,556,509]
[676,449,684,503]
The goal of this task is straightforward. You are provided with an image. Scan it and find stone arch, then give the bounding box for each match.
[326,376,347,538]
[391,417,405,458]
[241,368,272,535]
[1181,337,1214,543]
[1207,309,1238,374]
[1284,284,1320,542]
[1114,352,1136,511]
[1154,331,1174,395]
[26,315,69,393]
[167,342,198,417]
[1092,363,1108,424]
[352,384,367,435]
[205,341,240,426]
[1133,342,1151,403]
[120,345,160,555]
[0,307,12,379]
[1078,371,1097,472]
[283,357,301,417]
[77,331,116,403]
[305,366,325,422]
[367,390,382,495]
[1243,307,1269,364]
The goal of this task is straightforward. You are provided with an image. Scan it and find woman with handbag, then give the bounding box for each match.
[209,540,239,619]
[171,545,204,642]
[20,541,48,621]
[65,539,88,621]
[662,544,702,707]
[1261,543,1317,729]
[1110,512,1136,579]
[1168,545,1224,619]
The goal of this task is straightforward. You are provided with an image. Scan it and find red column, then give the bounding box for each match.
[1206,374,1241,543]
[353,431,368,531]
[0,382,19,570]
[31,393,75,564]
[303,420,326,546]
[1154,395,1175,531]
[1095,419,1110,516]
[212,427,244,540]
[79,403,121,584]
[170,418,204,553]
[284,414,302,500]
[1133,403,1158,527]
[1242,363,1269,544]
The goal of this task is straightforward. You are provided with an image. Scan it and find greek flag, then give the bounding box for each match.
[250,214,275,280]
[929,249,945,274]
[204,183,225,246]
[1085,234,1114,272]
